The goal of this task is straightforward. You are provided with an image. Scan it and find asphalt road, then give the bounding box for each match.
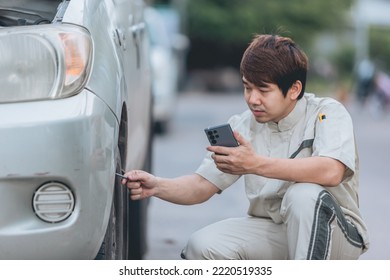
[143,91,390,260]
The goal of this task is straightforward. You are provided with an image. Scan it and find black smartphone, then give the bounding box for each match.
[204,123,239,147]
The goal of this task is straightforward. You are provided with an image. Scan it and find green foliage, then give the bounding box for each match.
[188,0,353,43]
[330,44,356,79]
[186,0,354,69]
[370,26,390,72]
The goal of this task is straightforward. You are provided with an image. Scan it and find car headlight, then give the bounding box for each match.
[0,24,93,103]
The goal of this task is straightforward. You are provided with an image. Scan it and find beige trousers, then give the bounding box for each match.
[182,183,364,260]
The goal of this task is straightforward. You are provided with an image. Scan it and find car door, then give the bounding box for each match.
[112,0,152,171]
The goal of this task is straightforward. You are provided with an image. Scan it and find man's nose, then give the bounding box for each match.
[248,91,262,105]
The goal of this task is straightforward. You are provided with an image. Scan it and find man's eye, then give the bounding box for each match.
[258,87,270,93]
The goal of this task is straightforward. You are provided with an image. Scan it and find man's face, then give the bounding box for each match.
[242,76,299,123]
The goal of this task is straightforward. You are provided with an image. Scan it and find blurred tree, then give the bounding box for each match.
[185,0,354,69]
[370,26,390,72]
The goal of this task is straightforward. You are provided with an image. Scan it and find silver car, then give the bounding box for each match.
[0,0,153,260]
[145,6,189,134]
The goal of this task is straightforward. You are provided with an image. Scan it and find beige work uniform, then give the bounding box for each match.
[182,93,369,260]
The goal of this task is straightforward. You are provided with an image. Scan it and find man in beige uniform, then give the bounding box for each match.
[123,34,369,259]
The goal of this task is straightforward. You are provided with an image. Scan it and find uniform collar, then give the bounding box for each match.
[267,97,306,132]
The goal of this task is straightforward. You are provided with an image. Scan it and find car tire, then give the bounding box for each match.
[95,150,129,260]
[127,117,153,260]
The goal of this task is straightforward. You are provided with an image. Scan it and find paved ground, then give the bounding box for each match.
[143,91,390,260]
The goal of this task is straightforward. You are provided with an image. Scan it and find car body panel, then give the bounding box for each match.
[0,0,152,259]
[63,0,152,171]
[0,91,117,259]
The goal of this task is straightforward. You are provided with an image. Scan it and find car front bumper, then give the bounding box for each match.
[0,90,118,259]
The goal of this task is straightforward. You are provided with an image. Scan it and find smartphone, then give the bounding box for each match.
[204,123,239,147]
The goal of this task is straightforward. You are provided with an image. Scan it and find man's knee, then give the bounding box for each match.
[286,182,325,201]
[280,183,325,219]
[182,230,214,260]
[182,219,244,260]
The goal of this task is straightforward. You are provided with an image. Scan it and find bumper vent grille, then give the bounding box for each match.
[33,182,75,223]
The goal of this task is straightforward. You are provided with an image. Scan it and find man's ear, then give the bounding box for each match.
[288,80,302,100]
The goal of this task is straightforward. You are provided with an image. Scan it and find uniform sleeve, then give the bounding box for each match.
[195,153,240,191]
[312,101,356,179]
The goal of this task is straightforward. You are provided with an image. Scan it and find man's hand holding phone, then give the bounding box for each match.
[205,124,258,175]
